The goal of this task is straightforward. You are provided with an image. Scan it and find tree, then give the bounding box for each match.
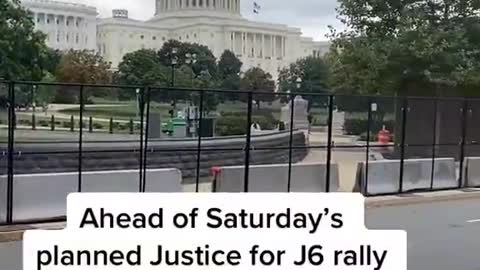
[240,67,276,109]
[278,56,331,109]
[158,40,217,79]
[327,0,480,98]
[42,48,62,77]
[218,50,242,77]
[117,49,168,86]
[55,50,111,103]
[0,0,48,80]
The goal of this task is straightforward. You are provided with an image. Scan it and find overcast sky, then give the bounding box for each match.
[67,0,342,41]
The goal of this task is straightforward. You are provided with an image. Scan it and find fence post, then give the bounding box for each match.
[398,97,408,193]
[70,115,74,132]
[6,81,15,224]
[129,118,134,135]
[31,113,36,130]
[365,98,373,195]
[141,86,151,192]
[287,93,295,192]
[89,116,93,133]
[51,115,55,131]
[138,87,145,192]
[195,90,205,192]
[109,117,113,134]
[243,91,253,193]
[458,99,468,188]
[430,99,438,190]
[78,85,84,192]
[325,95,334,193]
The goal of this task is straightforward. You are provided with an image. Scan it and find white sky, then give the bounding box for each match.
[65,0,342,41]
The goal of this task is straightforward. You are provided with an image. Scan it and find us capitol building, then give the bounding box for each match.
[22,0,329,80]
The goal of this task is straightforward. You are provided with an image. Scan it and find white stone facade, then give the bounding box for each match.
[22,0,97,51]
[22,0,329,81]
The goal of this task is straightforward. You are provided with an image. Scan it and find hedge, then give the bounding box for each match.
[344,119,395,136]
[216,111,279,136]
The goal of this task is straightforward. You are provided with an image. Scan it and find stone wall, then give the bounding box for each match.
[2,131,308,181]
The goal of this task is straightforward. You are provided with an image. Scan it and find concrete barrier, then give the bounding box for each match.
[213,163,339,192]
[0,169,182,222]
[355,158,457,195]
[465,157,480,188]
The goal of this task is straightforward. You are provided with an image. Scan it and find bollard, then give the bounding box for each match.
[31,114,36,130]
[89,116,93,133]
[70,115,74,132]
[109,117,113,134]
[129,119,134,134]
[51,115,55,131]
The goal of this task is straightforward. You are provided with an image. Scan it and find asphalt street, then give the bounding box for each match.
[366,197,480,270]
[1,197,479,270]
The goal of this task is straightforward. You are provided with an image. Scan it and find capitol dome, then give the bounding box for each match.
[154,0,242,18]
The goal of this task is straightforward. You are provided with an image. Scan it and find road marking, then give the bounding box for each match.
[466,219,480,223]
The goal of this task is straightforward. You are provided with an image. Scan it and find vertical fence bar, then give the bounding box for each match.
[325,95,334,193]
[31,113,36,130]
[138,87,145,192]
[458,99,468,188]
[243,92,253,193]
[398,97,408,193]
[51,115,55,131]
[89,117,93,133]
[430,98,438,191]
[78,85,84,192]
[141,87,151,192]
[6,81,15,224]
[70,115,74,132]
[287,93,295,192]
[195,90,204,193]
[365,98,373,195]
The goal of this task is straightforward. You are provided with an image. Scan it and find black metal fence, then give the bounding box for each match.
[1,80,480,225]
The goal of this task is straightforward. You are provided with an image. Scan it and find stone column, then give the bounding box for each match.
[261,34,265,58]
[54,15,58,45]
[253,33,257,58]
[241,32,245,56]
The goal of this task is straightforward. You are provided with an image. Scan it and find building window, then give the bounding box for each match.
[194,33,197,38]
[66,34,69,42]
[85,36,88,44]
[129,34,134,38]
[179,36,182,40]
[56,19,59,24]
[162,37,166,41]
[66,21,69,26]
[56,33,60,42]
[140,35,144,39]
[192,0,196,7]
[199,0,203,7]
[153,36,157,40]
[211,33,215,38]
[47,18,50,24]
[76,21,79,27]
[76,34,79,44]
[186,34,190,39]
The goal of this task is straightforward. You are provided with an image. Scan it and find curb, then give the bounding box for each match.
[365,188,480,208]
[1,190,480,242]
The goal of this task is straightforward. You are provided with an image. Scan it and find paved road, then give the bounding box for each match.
[366,197,480,270]
[2,197,479,270]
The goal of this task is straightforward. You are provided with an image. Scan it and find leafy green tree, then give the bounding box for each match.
[55,50,111,103]
[218,50,242,77]
[158,40,217,79]
[117,49,168,86]
[240,67,276,109]
[42,48,62,76]
[328,0,480,98]
[278,56,331,109]
[0,0,48,80]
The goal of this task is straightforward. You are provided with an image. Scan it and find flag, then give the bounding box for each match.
[253,2,261,14]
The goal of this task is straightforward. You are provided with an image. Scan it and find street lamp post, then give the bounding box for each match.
[135,88,140,118]
[185,53,197,88]
[171,47,178,87]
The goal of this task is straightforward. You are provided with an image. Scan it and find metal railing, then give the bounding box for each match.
[1,80,480,225]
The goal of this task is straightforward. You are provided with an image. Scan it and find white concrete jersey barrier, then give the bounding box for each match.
[465,157,480,187]
[0,169,182,223]
[213,163,339,192]
[355,158,457,195]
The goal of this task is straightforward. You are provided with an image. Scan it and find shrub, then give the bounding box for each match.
[344,119,395,136]
[92,122,104,130]
[215,114,279,136]
[38,120,49,127]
